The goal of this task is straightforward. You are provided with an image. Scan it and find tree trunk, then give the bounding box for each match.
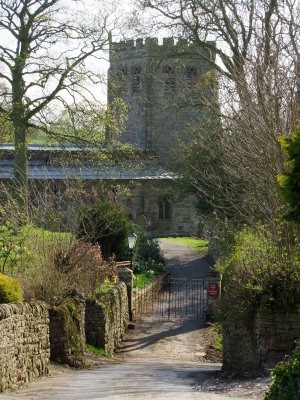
[11,52,29,220]
[14,122,28,194]
[13,121,28,216]
[11,87,28,219]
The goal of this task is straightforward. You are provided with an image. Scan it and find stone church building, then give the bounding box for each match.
[0,37,215,237]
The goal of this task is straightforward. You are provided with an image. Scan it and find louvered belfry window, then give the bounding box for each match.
[187,66,198,89]
[163,65,176,93]
[132,66,142,93]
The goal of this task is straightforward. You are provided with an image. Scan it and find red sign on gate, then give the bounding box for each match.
[208,282,219,297]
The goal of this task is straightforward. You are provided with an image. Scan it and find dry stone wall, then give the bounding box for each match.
[0,302,50,392]
[256,302,300,367]
[85,282,129,355]
[0,284,130,392]
[223,300,300,374]
[49,296,86,368]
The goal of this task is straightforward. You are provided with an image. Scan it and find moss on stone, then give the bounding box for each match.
[52,298,85,368]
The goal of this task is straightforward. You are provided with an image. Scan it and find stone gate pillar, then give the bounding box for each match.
[118,267,133,321]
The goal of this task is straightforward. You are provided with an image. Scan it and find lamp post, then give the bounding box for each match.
[128,232,137,270]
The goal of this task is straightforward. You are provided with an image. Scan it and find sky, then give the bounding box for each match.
[0,0,137,108]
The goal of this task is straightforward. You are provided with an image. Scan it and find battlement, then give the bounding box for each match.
[110,37,215,53]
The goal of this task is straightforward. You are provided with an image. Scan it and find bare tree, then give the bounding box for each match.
[137,0,300,227]
[0,0,117,208]
[138,0,299,117]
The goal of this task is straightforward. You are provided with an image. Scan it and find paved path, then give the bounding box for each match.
[159,240,213,279]
[0,240,253,400]
[0,362,243,400]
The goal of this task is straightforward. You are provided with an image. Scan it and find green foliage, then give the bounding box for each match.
[133,227,166,276]
[96,284,115,296]
[86,344,112,358]
[278,125,300,224]
[265,344,300,400]
[42,99,128,146]
[212,323,223,352]
[0,273,23,303]
[133,272,154,288]
[78,200,133,260]
[0,221,112,303]
[0,111,13,142]
[216,224,300,324]
[0,222,73,275]
[67,302,79,323]
[0,223,26,274]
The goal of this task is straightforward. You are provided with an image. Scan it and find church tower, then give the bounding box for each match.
[108,37,216,156]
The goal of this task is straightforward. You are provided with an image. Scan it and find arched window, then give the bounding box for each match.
[158,198,171,220]
[165,199,170,219]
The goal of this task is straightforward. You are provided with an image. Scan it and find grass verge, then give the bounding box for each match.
[86,344,112,358]
[158,236,209,253]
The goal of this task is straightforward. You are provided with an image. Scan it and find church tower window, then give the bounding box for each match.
[132,66,142,93]
[163,65,176,93]
[186,66,198,89]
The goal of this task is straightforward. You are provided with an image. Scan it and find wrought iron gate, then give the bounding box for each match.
[133,275,205,320]
[157,278,205,319]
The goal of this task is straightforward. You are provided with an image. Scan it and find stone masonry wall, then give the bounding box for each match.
[85,299,106,348]
[256,302,300,367]
[85,282,129,355]
[0,302,50,392]
[223,301,300,374]
[222,324,259,373]
[49,296,86,368]
[118,181,200,237]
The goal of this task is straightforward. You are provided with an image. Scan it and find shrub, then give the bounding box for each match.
[133,227,166,275]
[77,200,133,260]
[19,237,115,304]
[0,223,27,274]
[278,125,300,224]
[265,344,300,400]
[0,273,23,303]
[216,224,300,324]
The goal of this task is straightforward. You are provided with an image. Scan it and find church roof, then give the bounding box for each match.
[0,144,103,152]
[0,159,173,180]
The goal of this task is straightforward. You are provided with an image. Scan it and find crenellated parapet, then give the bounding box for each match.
[110,37,216,61]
